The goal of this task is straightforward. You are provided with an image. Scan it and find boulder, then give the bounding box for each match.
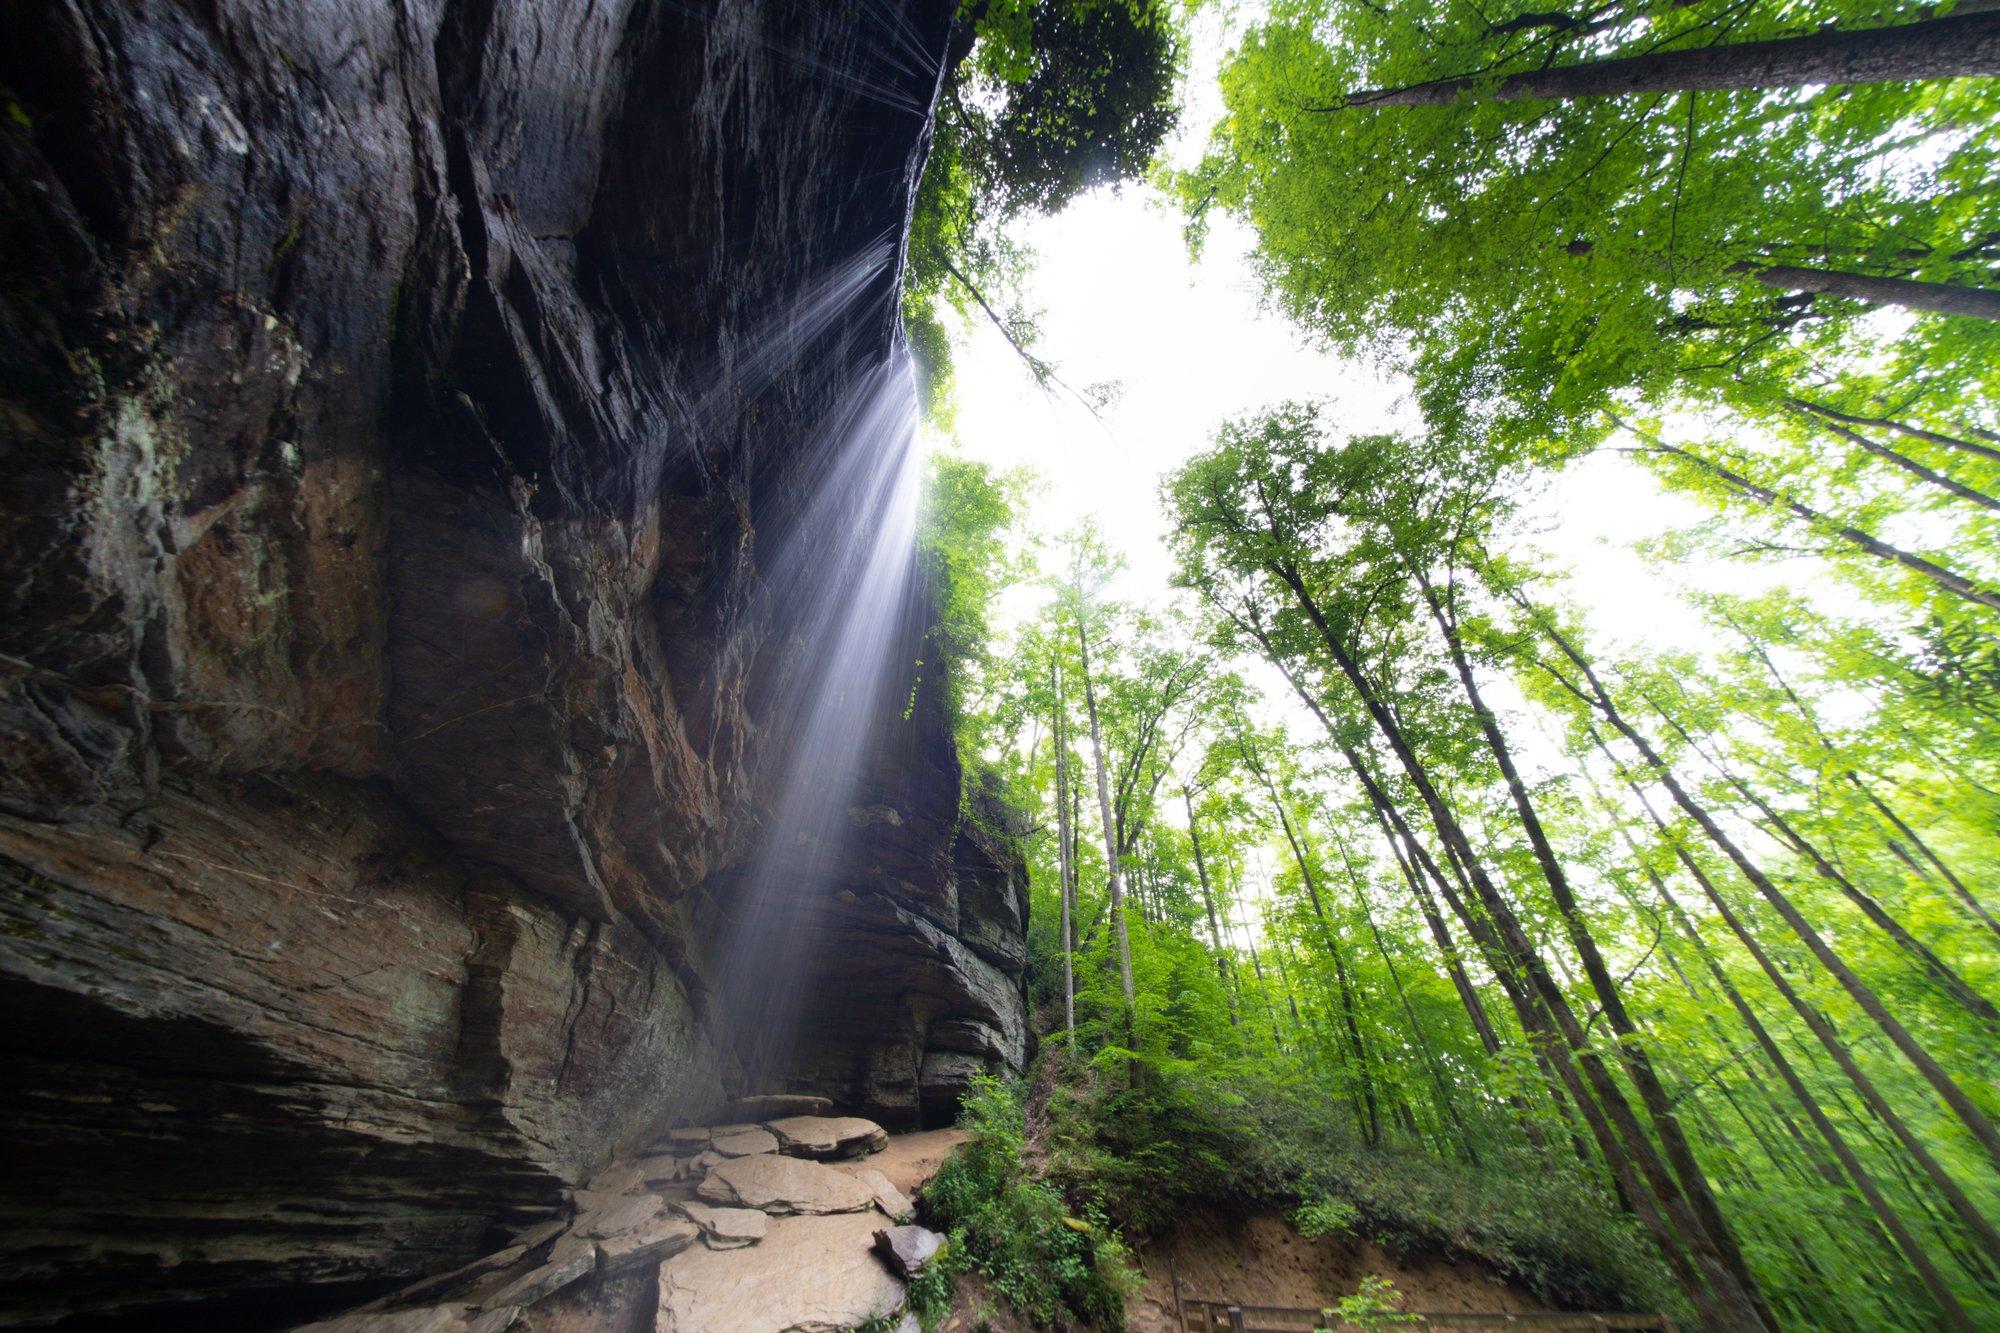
[674,1202,769,1249]
[766,1116,890,1160]
[656,1212,905,1333]
[872,1226,945,1279]
[697,1155,875,1215]
[596,1215,699,1273]
[709,1127,780,1157]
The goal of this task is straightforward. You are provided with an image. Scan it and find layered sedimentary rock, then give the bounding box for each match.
[0,0,1027,1325]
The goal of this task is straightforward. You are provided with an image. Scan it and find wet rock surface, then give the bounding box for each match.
[0,0,1028,1326]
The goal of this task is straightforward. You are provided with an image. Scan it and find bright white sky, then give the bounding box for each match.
[931,6,1756,663]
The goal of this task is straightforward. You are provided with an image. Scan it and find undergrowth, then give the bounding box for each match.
[922,1074,1140,1328]
[943,1042,1681,1324]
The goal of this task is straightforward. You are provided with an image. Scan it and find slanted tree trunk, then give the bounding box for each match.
[1629,430,2000,612]
[1420,570,1773,1328]
[1247,745,1381,1145]
[1324,12,2000,108]
[1791,407,2000,511]
[1610,758,2000,1280]
[1790,397,2000,467]
[1738,263,2000,323]
[1259,557,1765,1329]
[1532,611,2000,1176]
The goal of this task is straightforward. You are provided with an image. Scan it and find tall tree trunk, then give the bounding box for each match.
[1324,12,2000,108]
[1852,776,2000,944]
[1532,613,2000,1176]
[1629,432,2000,612]
[1326,824,1481,1164]
[1184,787,1240,1028]
[1074,611,1137,1011]
[1645,863,1980,1330]
[1648,699,2000,1030]
[1421,571,1773,1326]
[1052,662,1076,1042]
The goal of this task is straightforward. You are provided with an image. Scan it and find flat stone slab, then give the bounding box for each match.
[597,1214,699,1273]
[297,1305,520,1333]
[371,1244,528,1307]
[632,1154,684,1185]
[715,1093,834,1122]
[587,1161,651,1195]
[656,1211,904,1333]
[840,1165,912,1221]
[574,1192,667,1238]
[697,1154,875,1215]
[675,1201,769,1248]
[766,1115,889,1160]
[478,1243,595,1310]
[709,1127,780,1157]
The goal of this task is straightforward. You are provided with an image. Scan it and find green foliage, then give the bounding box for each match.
[905,1,1190,424]
[1322,1276,1419,1332]
[925,1075,1141,1329]
[1292,1193,1358,1240]
[917,451,1033,734]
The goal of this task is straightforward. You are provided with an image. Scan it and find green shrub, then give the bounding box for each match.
[923,1075,1140,1328]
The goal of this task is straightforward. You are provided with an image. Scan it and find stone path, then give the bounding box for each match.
[296,1099,954,1333]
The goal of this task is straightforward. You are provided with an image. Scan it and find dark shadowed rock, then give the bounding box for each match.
[0,0,1027,1324]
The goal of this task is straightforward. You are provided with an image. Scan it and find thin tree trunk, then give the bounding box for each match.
[1792,408,2000,511]
[1248,745,1381,1145]
[1052,662,1076,1042]
[1629,433,2000,612]
[1614,760,2000,1280]
[1322,12,2000,108]
[1074,610,1137,1011]
[1854,776,2000,943]
[1533,614,2000,1175]
[1647,866,1979,1330]
[1790,397,2000,467]
[1327,823,1481,1165]
[1650,700,2000,1030]
[1184,787,1240,1028]
[1739,263,2000,323]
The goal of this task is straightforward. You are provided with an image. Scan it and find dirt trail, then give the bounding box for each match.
[869,1126,969,1195]
[1130,1208,1546,1331]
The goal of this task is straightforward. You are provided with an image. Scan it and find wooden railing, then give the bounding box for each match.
[1178,1298,1675,1333]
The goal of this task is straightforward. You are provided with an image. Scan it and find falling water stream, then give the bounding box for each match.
[708,239,927,1089]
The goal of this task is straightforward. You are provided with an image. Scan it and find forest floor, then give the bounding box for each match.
[1127,1207,1547,1331]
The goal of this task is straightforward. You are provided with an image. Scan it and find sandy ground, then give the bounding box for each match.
[1129,1207,1545,1332]
[874,1126,970,1196]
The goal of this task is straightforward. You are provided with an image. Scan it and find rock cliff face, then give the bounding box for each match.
[0,0,1028,1325]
